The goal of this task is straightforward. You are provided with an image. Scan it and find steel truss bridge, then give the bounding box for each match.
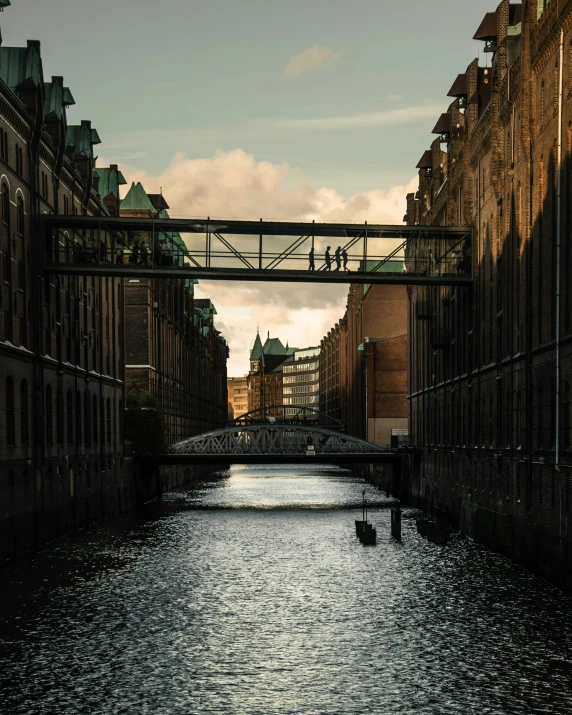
[41,215,473,286]
[160,408,397,465]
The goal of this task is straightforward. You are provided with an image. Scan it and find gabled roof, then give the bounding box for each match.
[0,40,42,91]
[66,121,100,159]
[120,182,157,213]
[94,165,127,200]
[447,74,467,98]
[263,336,287,356]
[473,12,497,41]
[147,194,169,211]
[432,113,451,135]
[44,77,75,122]
[416,150,433,169]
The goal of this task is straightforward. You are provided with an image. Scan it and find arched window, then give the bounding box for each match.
[2,183,9,227]
[92,394,98,445]
[6,376,15,445]
[57,388,64,445]
[66,390,73,444]
[16,196,24,235]
[45,385,53,446]
[20,379,29,446]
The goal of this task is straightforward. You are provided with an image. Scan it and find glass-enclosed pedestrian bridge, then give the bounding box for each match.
[41,215,473,286]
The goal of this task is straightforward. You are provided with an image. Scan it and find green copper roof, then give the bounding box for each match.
[66,121,99,159]
[263,336,287,356]
[0,41,42,91]
[121,182,157,213]
[44,77,74,122]
[194,298,217,315]
[250,331,263,360]
[94,166,127,200]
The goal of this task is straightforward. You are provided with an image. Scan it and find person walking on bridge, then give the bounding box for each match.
[335,246,342,271]
[342,248,348,271]
[325,246,332,270]
[140,239,149,266]
[308,246,315,271]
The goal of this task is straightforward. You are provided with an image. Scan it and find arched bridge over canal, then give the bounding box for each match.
[157,407,398,465]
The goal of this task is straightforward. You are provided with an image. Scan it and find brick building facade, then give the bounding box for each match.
[0,19,228,560]
[319,319,348,423]
[0,38,127,559]
[121,183,228,443]
[405,0,572,589]
[227,376,248,420]
[320,284,408,445]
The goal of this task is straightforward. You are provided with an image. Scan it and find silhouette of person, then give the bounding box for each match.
[325,246,331,270]
[335,246,341,271]
[342,248,348,271]
[140,239,149,265]
[309,246,315,271]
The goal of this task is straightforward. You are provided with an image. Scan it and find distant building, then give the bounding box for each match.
[283,347,321,415]
[227,376,248,420]
[320,284,408,445]
[320,320,348,422]
[247,331,296,415]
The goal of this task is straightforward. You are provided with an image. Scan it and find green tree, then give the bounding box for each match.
[124,391,167,456]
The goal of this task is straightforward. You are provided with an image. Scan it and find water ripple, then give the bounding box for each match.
[1,465,572,714]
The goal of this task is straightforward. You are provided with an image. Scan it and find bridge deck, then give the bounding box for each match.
[41,216,473,286]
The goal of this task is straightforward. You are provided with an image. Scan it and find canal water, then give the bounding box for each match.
[1,464,572,714]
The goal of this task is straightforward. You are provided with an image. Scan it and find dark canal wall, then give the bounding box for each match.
[371,455,572,595]
[0,461,226,563]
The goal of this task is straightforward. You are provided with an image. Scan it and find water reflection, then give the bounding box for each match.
[1,464,572,714]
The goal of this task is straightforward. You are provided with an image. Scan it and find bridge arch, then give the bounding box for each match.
[170,424,389,459]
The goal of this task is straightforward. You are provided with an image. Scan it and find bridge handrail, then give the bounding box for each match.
[170,424,391,456]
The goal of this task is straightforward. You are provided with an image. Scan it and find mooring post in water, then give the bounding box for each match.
[391,506,402,541]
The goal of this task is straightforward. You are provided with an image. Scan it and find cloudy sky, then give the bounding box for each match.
[6,1,488,374]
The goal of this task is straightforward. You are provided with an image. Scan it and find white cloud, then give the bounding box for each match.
[117,149,416,376]
[274,104,444,131]
[283,44,348,79]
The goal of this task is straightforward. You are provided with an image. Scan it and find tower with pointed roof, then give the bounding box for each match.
[247,330,298,414]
